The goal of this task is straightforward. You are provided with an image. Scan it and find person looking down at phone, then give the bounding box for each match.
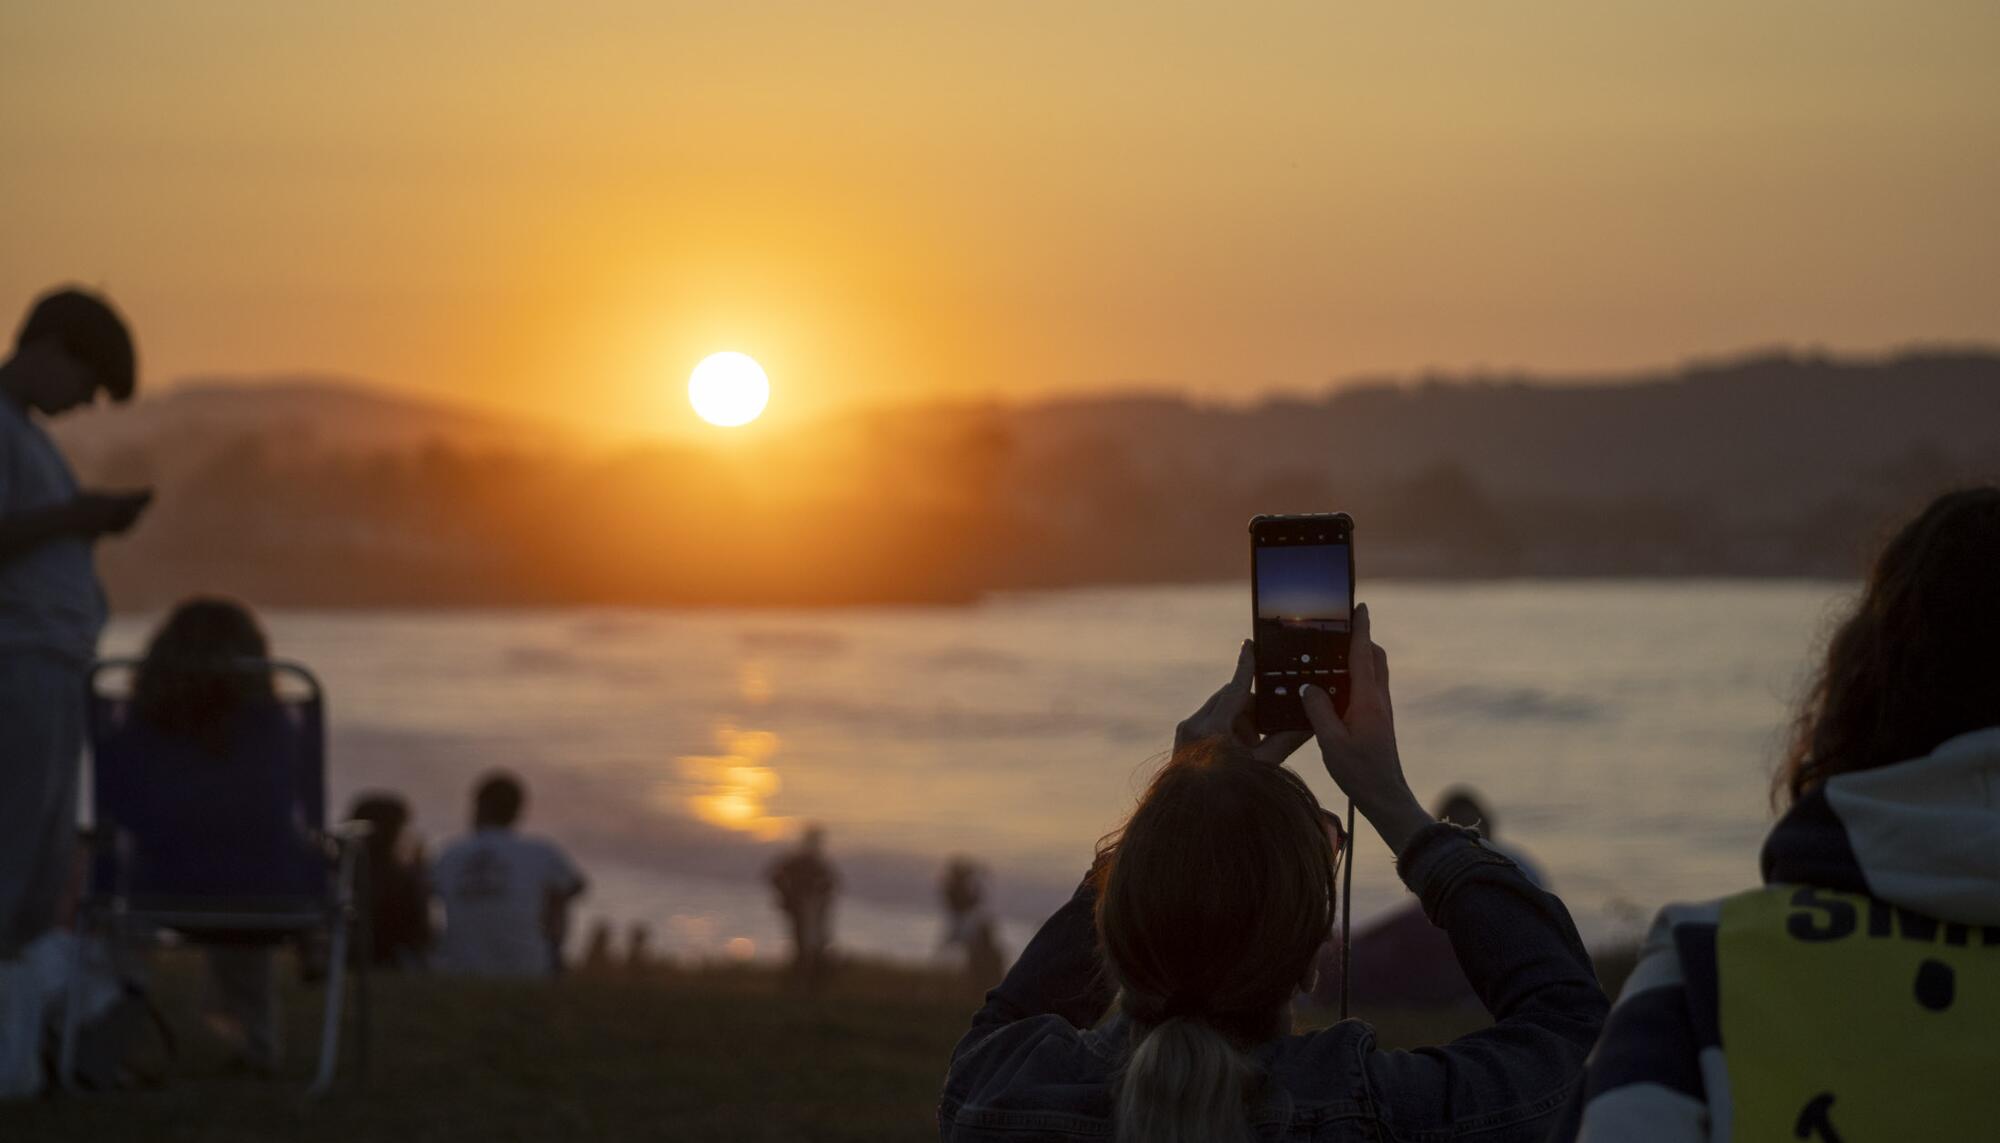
[0,287,146,1097]
[1,287,147,976]
[938,605,1609,1142]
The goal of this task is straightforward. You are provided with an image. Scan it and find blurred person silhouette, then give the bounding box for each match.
[1433,788,1547,888]
[940,857,1009,992]
[346,791,432,969]
[0,289,146,1072]
[1312,785,1550,1012]
[121,598,301,1071]
[430,771,587,979]
[961,914,1007,996]
[1559,488,2000,1141]
[940,613,1608,1142]
[624,922,653,974]
[767,824,839,993]
[580,919,614,973]
[939,857,986,954]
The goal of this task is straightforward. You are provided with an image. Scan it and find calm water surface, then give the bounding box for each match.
[101,580,1853,962]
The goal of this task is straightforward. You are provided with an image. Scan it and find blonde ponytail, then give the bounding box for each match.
[1116,1015,1258,1143]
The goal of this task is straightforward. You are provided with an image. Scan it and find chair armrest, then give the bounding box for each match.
[329,819,375,846]
[328,820,374,907]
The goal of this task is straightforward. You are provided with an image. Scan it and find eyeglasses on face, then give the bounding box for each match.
[1320,807,1348,874]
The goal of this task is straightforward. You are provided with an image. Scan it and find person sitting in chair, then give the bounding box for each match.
[122,596,303,1073]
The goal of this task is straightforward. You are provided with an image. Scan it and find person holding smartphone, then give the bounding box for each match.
[0,289,146,984]
[939,605,1608,1142]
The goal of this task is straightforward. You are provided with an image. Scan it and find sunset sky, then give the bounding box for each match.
[5,1,1997,437]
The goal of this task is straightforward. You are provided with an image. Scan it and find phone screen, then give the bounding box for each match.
[1251,516,1354,732]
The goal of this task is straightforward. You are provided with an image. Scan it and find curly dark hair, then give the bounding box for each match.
[1778,486,2000,805]
[132,597,275,757]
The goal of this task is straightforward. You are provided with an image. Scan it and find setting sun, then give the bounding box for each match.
[688,351,771,427]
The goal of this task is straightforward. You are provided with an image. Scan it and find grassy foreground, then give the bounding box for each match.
[2,948,1636,1142]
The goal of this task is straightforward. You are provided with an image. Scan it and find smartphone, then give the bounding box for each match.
[1249,513,1355,733]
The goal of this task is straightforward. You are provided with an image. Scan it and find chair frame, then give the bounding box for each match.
[59,657,371,1097]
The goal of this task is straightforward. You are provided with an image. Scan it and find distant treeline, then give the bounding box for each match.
[69,349,2000,608]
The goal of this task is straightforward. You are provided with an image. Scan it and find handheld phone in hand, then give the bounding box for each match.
[1249,513,1355,734]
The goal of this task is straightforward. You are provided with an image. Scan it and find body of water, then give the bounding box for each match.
[100,580,1853,963]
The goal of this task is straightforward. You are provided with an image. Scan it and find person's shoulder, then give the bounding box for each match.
[1620,895,1733,995]
[514,833,583,877]
[1267,1020,1376,1108]
[514,833,575,860]
[432,834,479,866]
[942,1014,1114,1126]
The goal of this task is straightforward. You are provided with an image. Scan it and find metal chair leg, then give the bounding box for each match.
[56,911,93,1092]
[307,910,349,1097]
[354,914,371,1084]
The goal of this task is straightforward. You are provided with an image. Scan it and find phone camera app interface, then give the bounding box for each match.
[1256,540,1351,686]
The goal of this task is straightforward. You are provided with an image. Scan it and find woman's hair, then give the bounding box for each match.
[349,792,412,859]
[1094,740,1336,1143]
[132,596,275,757]
[1778,486,2000,805]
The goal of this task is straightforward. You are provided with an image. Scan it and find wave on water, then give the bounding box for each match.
[567,613,665,641]
[736,628,850,657]
[918,645,1027,674]
[735,694,1158,744]
[499,642,658,682]
[1407,684,1606,723]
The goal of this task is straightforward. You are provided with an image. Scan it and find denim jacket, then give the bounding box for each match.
[939,823,1608,1141]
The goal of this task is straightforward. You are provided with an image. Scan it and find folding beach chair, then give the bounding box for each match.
[59,657,370,1096]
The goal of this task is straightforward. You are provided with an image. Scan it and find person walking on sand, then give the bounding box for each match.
[0,288,146,1099]
[431,772,587,980]
[768,824,839,993]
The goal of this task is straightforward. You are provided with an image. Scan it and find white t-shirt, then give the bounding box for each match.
[430,828,585,978]
[0,397,105,665]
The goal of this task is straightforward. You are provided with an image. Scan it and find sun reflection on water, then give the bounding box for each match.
[676,723,790,840]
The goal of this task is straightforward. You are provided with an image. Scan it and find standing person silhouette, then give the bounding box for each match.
[940,857,986,955]
[1,288,146,1096]
[767,825,839,993]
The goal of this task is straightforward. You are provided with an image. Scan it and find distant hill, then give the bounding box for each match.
[981,349,2000,521]
[51,375,580,487]
[55,349,2000,608]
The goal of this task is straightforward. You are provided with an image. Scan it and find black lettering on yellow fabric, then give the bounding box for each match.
[1793,1092,1843,1142]
[1788,887,1857,942]
[1914,959,1956,1012]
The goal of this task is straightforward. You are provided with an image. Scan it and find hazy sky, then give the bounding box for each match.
[5,2,1997,436]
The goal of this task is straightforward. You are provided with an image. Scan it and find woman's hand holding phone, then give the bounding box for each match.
[1175,641,1314,764]
[1300,603,1431,858]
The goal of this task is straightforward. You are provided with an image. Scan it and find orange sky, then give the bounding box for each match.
[4,2,1997,438]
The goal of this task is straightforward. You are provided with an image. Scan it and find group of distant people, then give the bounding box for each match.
[8,285,1999,1138]
[0,287,594,1092]
[54,593,589,1073]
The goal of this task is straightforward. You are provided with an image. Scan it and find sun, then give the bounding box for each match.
[688,351,770,427]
